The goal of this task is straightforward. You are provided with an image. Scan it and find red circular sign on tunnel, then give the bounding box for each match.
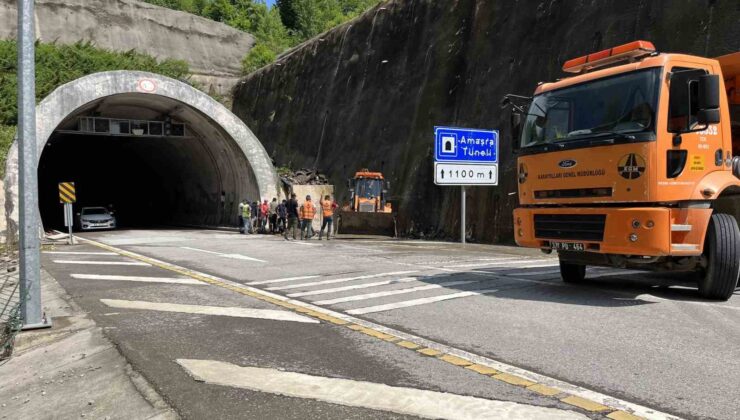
[136,78,158,93]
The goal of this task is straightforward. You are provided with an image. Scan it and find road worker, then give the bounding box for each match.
[299,195,316,240]
[260,199,270,233]
[277,199,288,233]
[319,195,338,240]
[284,193,300,240]
[269,197,279,233]
[238,199,250,234]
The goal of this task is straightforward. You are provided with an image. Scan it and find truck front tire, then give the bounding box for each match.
[698,213,740,300]
[560,259,586,283]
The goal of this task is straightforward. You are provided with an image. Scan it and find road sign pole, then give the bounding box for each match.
[66,203,74,245]
[460,186,466,244]
[18,0,48,330]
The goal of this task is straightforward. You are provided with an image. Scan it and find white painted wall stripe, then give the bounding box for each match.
[266,271,418,291]
[43,251,118,255]
[100,299,318,323]
[53,260,150,266]
[246,275,320,286]
[176,359,586,420]
[346,288,499,315]
[287,277,419,298]
[71,274,204,285]
[313,279,480,305]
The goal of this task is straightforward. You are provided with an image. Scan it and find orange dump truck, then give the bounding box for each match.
[504,41,739,300]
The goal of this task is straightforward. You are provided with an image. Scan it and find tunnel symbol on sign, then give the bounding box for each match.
[441,134,457,155]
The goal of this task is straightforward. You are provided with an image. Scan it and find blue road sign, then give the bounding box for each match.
[434,126,498,163]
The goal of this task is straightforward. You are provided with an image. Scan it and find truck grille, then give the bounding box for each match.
[534,214,606,241]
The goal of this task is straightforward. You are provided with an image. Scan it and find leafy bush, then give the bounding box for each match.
[242,43,277,74]
[0,125,14,176]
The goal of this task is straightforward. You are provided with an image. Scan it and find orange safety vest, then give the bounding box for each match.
[321,200,334,218]
[300,201,316,220]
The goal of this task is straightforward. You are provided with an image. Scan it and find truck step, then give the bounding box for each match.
[671,244,699,252]
[671,224,692,232]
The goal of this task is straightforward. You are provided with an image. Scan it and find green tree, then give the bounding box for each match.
[242,43,276,73]
[276,0,299,31]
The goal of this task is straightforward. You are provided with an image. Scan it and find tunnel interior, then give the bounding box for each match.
[38,93,259,230]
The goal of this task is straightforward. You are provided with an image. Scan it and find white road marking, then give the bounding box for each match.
[246,275,320,286]
[505,269,561,276]
[71,274,204,285]
[181,246,266,263]
[266,271,418,291]
[313,279,480,305]
[588,269,647,278]
[53,260,150,266]
[176,359,587,420]
[78,236,679,420]
[346,288,499,315]
[43,251,118,255]
[99,299,318,323]
[287,277,419,298]
[444,259,555,268]
[288,241,319,246]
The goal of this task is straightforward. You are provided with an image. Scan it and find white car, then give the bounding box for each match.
[77,207,117,231]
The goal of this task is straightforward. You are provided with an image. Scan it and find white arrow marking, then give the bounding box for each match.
[177,359,587,420]
[181,246,266,263]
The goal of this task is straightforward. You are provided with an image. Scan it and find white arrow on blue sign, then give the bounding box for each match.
[434,126,498,164]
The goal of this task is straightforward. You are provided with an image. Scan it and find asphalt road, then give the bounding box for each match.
[41,228,740,420]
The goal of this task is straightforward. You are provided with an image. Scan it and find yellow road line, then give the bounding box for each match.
[561,395,612,412]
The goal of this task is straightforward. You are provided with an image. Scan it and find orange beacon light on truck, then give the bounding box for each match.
[562,40,656,73]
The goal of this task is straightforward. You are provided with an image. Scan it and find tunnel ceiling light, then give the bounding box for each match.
[562,40,656,74]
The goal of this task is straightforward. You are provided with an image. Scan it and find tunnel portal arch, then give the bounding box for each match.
[3,71,278,238]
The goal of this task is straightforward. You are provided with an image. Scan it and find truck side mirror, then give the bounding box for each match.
[697,74,720,126]
[510,113,523,153]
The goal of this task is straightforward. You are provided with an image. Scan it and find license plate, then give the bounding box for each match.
[549,241,585,251]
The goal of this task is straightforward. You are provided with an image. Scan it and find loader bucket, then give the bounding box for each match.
[336,210,396,237]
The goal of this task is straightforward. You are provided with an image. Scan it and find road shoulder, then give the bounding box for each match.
[0,268,177,420]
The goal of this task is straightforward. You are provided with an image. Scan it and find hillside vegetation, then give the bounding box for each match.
[143,0,383,73]
[0,40,189,174]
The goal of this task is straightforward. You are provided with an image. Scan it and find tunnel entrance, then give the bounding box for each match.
[3,71,278,238]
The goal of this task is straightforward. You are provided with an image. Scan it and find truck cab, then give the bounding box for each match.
[506,41,740,300]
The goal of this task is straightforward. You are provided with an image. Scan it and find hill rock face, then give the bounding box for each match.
[233,0,739,243]
[0,0,254,96]
[234,0,740,242]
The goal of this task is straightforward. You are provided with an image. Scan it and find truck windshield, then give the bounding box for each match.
[356,179,382,198]
[520,68,662,149]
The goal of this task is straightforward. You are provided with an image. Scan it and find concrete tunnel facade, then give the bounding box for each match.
[3,71,279,239]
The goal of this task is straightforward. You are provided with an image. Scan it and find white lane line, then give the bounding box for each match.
[43,251,118,255]
[287,277,419,298]
[444,259,555,268]
[266,271,418,291]
[313,279,480,305]
[53,260,150,266]
[181,246,267,263]
[99,299,318,323]
[176,359,586,420]
[77,236,677,419]
[71,274,204,285]
[346,288,499,315]
[246,275,320,286]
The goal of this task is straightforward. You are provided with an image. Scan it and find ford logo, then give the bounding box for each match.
[558,159,577,168]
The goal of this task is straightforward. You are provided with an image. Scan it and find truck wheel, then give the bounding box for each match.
[698,213,740,300]
[560,260,586,283]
